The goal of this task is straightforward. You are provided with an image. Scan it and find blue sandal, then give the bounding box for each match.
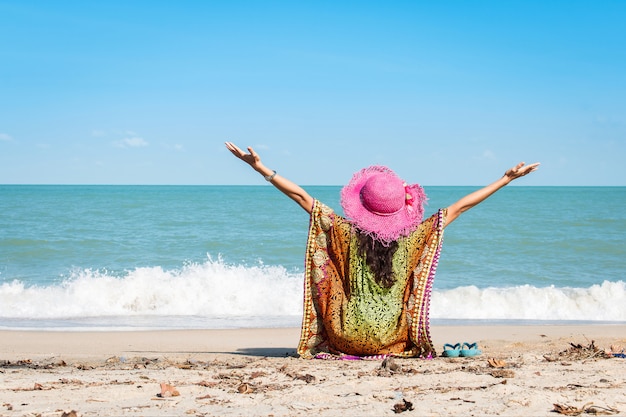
[442,343,461,357]
[460,342,482,357]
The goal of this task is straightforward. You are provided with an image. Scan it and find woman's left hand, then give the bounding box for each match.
[225,142,261,169]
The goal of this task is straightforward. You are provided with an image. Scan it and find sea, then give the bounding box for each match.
[1,185,625,331]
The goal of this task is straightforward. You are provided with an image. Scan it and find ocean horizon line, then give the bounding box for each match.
[2,183,625,188]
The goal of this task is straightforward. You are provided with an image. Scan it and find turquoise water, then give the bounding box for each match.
[1,185,625,329]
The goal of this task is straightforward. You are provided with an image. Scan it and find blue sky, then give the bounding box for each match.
[1,1,624,186]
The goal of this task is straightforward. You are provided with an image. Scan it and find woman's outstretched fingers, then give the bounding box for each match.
[504,162,539,180]
[225,142,262,167]
[528,162,541,171]
[225,142,242,157]
[521,162,540,176]
[226,142,251,161]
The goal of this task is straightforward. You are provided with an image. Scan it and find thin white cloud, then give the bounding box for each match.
[125,137,148,147]
[482,149,497,160]
[91,130,106,137]
[0,133,14,141]
[114,137,149,148]
[163,143,185,152]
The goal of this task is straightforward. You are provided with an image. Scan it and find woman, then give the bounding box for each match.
[225,142,539,359]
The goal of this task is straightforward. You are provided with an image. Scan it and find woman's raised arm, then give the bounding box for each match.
[225,142,314,214]
[445,162,540,227]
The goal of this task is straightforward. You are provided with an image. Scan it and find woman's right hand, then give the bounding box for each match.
[503,162,540,182]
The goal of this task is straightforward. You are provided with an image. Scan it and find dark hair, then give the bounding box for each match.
[356,231,399,288]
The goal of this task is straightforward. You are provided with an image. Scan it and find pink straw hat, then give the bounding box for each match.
[340,166,427,244]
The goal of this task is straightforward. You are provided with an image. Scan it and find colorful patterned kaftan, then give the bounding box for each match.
[297,200,446,358]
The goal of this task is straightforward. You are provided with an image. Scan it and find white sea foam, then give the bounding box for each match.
[431,281,626,321]
[0,257,303,326]
[1,257,624,329]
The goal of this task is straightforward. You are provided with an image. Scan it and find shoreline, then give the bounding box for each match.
[1,325,625,416]
[2,324,625,361]
[2,317,624,332]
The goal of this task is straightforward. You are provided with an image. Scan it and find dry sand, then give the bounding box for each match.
[1,324,625,416]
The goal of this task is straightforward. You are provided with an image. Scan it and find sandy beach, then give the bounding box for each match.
[1,324,625,416]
